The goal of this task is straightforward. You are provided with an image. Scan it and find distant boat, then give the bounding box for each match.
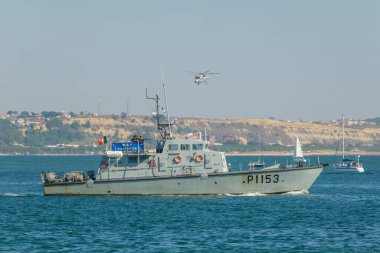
[261,136,312,171]
[249,133,265,169]
[293,136,306,167]
[333,115,364,173]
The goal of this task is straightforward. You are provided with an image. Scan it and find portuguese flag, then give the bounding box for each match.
[97,136,108,145]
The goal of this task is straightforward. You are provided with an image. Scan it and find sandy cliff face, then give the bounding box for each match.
[68,116,380,147]
[172,118,380,146]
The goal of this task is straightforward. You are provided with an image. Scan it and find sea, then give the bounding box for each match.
[0,155,379,252]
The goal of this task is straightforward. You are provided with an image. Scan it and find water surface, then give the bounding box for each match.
[0,155,379,252]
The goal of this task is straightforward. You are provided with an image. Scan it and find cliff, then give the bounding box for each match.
[67,116,380,150]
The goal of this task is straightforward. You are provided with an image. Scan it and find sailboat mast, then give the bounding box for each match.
[342,115,345,159]
[258,133,261,162]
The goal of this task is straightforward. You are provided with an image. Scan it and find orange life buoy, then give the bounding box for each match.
[173,155,182,163]
[149,159,157,168]
[100,162,108,170]
[194,154,204,163]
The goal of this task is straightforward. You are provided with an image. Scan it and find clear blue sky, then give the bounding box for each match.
[0,0,379,121]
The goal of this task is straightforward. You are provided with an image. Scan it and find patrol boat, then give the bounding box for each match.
[41,86,324,196]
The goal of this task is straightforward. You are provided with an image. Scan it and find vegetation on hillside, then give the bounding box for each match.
[1,111,380,154]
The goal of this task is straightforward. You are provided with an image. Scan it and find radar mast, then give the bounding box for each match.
[146,85,173,139]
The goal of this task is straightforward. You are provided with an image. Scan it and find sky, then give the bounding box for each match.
[0,0,379,121]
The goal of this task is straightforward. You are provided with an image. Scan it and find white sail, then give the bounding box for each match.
[294,136,303,158]
[293,136,306,162]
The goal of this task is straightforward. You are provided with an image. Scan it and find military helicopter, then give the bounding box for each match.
[187,70,220,85]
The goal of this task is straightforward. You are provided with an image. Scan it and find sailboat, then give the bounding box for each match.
[333,115,364,173]
[249,133,265,169]
[293,136,306,167]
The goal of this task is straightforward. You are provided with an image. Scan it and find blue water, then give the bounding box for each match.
[1,155,379,252]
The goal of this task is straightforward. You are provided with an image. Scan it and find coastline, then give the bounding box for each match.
[225,150,380,156]
[1,150,379,156]
[0,153,99,156]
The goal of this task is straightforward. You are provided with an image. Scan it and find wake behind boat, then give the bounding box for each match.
[41,84,324,196]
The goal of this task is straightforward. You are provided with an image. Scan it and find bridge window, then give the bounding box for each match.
[192,144,203,150]
[168,144,178,151]
[128,157,137,164]
[181,144,190,150]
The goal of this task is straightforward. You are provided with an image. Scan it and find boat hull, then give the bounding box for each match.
[333,165,364,173]
[42,166,323,196]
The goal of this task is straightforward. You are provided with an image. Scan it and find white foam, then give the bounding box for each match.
[281,190,309,195]
[0,193,23,197]
[225,192,268,197]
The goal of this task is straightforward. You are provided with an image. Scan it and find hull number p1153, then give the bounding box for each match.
[247,174,280,184]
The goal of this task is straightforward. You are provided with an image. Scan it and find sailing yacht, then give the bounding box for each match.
[293,136,306,167]
[252,133,265,169]
[333,115,364,173]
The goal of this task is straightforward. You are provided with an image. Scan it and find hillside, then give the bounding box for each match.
[69,115,380,152]
[1,113,380,154]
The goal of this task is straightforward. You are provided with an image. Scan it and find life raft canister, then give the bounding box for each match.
[194,154,204,163]
[173,155,182,163]
[149,159,157,168]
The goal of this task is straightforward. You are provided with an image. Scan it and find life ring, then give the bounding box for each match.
[194,154,204,163]
[173,155,182,163]
[100,162,108,170]
[149,159,157,168]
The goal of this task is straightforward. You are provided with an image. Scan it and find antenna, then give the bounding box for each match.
[146,87,160,130]
[146,75,173,140]
[161,66,172,138]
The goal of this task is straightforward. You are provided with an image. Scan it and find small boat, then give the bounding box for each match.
[249,133,265,169]
[41,84,325,195]
[293,136,306,167]
[259,136,322,171]
[334,158,364,173]
[333,115,364,173]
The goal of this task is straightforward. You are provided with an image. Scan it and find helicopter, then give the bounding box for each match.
[187,70,220,85]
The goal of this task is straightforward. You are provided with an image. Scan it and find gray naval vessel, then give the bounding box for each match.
[41,86,324,196]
